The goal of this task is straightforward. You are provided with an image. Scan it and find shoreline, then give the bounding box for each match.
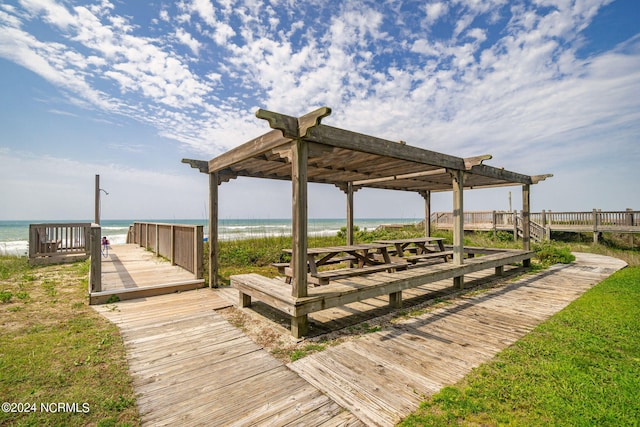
[0,217,421,257]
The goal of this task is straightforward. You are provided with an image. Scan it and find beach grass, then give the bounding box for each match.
[0,256,139,427]
[400,265,640,426]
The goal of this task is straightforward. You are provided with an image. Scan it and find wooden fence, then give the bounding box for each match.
[431,209,640,242]
[127,222,204,278]
[28,222,92,265]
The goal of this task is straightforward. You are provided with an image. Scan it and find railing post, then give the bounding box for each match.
[171,225,176,265]
[89,224,101,293]
[513,211,518,240]
[626,208,634,227]
[195,225,203,279]
[155,223,159,255]
[593,208,600,244]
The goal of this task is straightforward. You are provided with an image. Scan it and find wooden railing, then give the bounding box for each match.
[431,209,640,241]
[127,222,204,278]
[28,222,92,265]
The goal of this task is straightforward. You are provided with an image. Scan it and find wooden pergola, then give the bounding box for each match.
[184,107,552,336]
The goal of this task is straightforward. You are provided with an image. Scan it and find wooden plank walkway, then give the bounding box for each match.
[94,252,625,426]
[90,244,205,304]
[288,253,627,426]
[93,289,364,426]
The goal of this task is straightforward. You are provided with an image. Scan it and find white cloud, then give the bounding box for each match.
[425,2,448,25]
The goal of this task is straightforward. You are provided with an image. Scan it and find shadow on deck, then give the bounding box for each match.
[89,244,205,305]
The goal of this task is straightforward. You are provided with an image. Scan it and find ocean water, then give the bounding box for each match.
[0,218,419,257]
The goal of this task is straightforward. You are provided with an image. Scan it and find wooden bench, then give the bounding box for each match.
[271,255,356,275]
[405,250,453,264]
[307,262,407,285]
[232,249,534,338]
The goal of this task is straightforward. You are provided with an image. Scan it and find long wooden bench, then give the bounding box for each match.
[271,255,356,275]
[405,250,453,264]
[232,248,534,337]
[284,262,408,285]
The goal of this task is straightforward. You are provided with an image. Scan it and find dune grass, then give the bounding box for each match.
[0,256,139,427]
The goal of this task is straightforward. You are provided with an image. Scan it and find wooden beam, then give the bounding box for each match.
[531,174,554,184]
[256,109,298,138]
[257,107,332,139]
[181,158,209,174]
[298,106,332,137]
[305,125,466,171]
[463,154,492,169]
[467,163,532,185]
[352,168,448,186]
[208,129,292,173]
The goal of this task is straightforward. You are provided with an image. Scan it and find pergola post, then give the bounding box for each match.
[522,184,531,267]
[209,172,219,288]
[291,138,309,337]
[346,182,354,246]
[452,170,464,288]
[421,190,431,237]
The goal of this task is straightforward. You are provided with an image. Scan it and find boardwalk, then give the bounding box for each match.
[90,244,205,304]
[94,252,626,426]
[288,253,627,426]
[94,289,364,426]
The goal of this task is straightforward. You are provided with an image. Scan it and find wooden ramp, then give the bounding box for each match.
[94,289,364,426]
[288,253,627,426]
[90,244,205,304]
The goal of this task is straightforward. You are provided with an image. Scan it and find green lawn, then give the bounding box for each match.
[0,257,139,427]
[400,266,640,426]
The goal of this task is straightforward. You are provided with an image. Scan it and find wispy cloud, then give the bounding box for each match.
[1,0,638,175]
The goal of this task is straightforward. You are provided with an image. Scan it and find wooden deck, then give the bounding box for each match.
[94,289,364,426]
[93,252,626,426]
[288,253,627,426]
[233,248,534,337]
[90,244,205,304]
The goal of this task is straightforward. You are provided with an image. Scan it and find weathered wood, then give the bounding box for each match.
[452,170,464,279]
[422,190,431,237]
[231,249,535,333]
[405,250,453,264]
[129,222,203,276]
[289,252,626,427]
[347,182,354,246]
[208,129,291,173]
[92,244,205,304]
[28,222,92,265]
[305,124,466,171]
[89,224,101,293]
[209,172,219,287]
[93,290,360,425]
[291,138,309,300]
[522,184,531,267]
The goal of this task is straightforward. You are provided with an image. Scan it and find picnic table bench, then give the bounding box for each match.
[232,248,536,337]
[374,237,452,264]
[280,243,406,285]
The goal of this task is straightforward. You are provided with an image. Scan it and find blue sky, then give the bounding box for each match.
[1,0,639,221]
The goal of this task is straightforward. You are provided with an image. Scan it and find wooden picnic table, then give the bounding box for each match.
[281,243,405,285]
[374,237,452,264]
